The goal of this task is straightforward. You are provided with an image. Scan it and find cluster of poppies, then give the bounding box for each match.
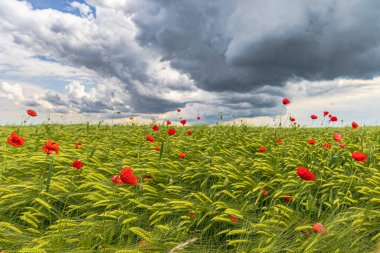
[6,105,369,238]
[7,109,84,171]
[282,98,358,127]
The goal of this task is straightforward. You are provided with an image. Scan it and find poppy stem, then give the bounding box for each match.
[278,106,284,127]
[158,141,164,161]
[45,156,54,192]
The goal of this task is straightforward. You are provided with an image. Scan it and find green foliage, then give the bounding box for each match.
[0,124,379,252]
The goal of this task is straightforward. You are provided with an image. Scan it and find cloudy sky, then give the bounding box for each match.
[0,0,379,125]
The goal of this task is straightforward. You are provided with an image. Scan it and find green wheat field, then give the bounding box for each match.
[1,123,379,252]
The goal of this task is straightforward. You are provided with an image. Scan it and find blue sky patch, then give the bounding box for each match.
[27,0,95,17]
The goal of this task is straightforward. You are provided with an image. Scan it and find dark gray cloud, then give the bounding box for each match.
[131,0,380,93]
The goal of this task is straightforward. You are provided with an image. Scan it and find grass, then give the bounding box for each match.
[0,123,379,252]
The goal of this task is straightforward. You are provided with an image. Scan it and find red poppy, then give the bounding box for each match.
[197,116,201,120]
[146,135,155,143]
[351,122,358,129]
[154,146,161,151]
[75,141,82,149]
[351,151,368,162]
[166,120,172,125]
[179,152,186,158]
[7,132,25,148]
[177,108,181,112]
[120,167,138,185]
[310,115,318,120]
[339,143,346,148]
[143,175,152,180]
[261,189,268,196]
[168,128,176,136]
[313,223,327,235]
[189,213,195,220]
[112,175,123,186]
[284,194,292,202]
[276,138,282,144]
[187,131,193,135]
[290,117,296,122]
[229,215,238,223]
[330,116,338,122]
[323,111,329,117]
[323,142,331,149]
[42,140,60,155]
[26,109,37,117]
[333,133,342,142]
[297,166,316,181]
[152,124,159,131]
[282,98,290,105]
[180,119,187,125]
[308,140,316,145]
[72,160,83,169]
[258,147,266,153]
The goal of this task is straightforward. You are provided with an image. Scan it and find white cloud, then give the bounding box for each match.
[69,1,94,19]
[0,0,379,125]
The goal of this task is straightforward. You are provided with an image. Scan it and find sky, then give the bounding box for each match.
[0,0,379,125]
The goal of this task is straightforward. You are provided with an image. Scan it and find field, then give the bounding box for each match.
[0,123,379,252]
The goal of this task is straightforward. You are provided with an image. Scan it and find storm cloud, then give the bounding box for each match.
[0,0,379,119]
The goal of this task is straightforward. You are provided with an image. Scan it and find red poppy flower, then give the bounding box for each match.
[330,116,338,122]
[297,166,316,181]
[323,142,331,149]
[339,143,346,148]
[229,215,238,223]
[276,138,282,144]
[290,117,296,122]
[120,167,138,185]
[310,115,318,120]
[351,151,368,162]
[261,189,268,196]
[282,98,290,105]
[168,128,176,136]
[154,146,161,151]
[179,152,186,158]
[177,108,181,112]
[333,133,342,142]
[42,140,60,155]
[258,147,266,153]
[323,111,329,117]
[26,109,37,117]
[166,120,172,125]
[351,122,358,129]
[197,116,201,120]
[7,132,25,148]
[313,223,327,235]
[152,124,159,131]
[75,141,82,149]
[72,160,83,169]
[143,175,152,180]
[308,140,316,145]
[189,213,195,220]
[284,194,292,202]
[146,135,155,143]
[112,175,123,186]
[187,131,193,135]
[180,119,187,125]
